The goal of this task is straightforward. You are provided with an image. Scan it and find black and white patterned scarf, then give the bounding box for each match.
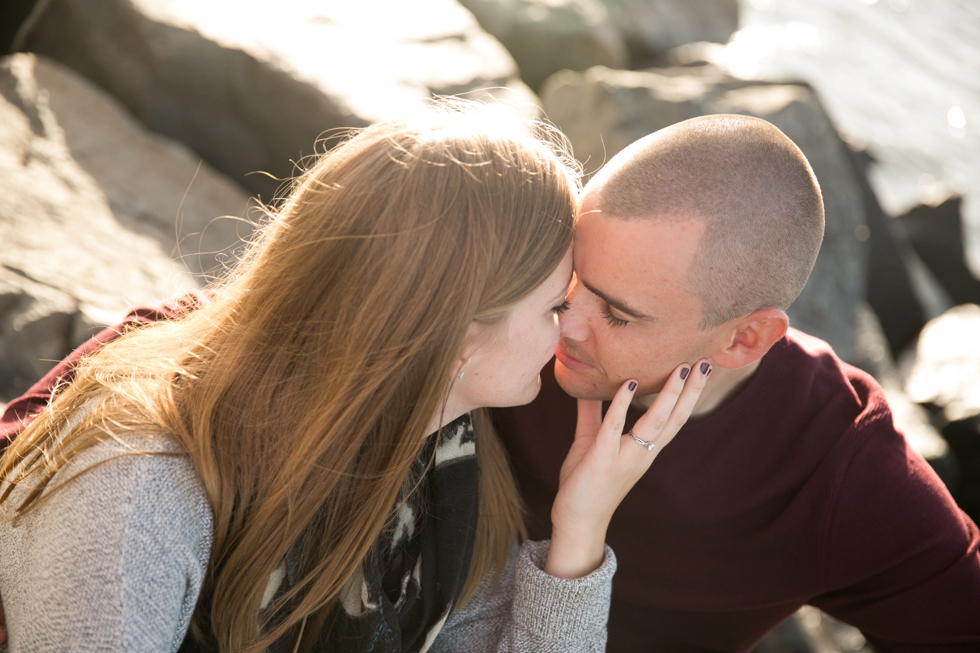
[182,414,478,653]
[316,412,478,652]
[271,413,479,653]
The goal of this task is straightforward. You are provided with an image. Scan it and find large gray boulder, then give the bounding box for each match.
[598,0,738,65]
[899,196,980,307]
[17,0,536,199]
[541,64,867,362]
[0,53,251,398]
[458,0,627,90]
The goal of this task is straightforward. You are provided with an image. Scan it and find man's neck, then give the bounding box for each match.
[634,358,762,420]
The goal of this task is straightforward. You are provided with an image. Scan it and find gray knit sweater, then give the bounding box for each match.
[0,434,616,652]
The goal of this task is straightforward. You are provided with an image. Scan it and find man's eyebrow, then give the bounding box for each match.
[580,279,652,320]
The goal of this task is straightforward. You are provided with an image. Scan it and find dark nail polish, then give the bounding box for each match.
[628,381,637,391]
[680,367,690,380]
[700,362,711,375]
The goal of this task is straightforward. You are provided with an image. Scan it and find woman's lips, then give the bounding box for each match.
[555,342,594,372]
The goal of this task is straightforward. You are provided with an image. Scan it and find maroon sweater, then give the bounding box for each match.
[4,313,978,652]
[494,329,980,653]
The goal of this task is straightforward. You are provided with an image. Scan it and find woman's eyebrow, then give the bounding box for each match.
[580,278,652,320]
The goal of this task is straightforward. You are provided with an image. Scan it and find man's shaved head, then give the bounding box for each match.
[586,114,825,328]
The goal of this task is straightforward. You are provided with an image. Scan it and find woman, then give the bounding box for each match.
[0,102,707,652]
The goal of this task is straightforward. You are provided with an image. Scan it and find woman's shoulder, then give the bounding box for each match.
[0,430,214,652]
[0,427,214,578]
[2,427,214,557]
[12,429,210,526]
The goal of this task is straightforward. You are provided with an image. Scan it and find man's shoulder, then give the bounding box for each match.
[776,330,931,496]
[774,328,885,414]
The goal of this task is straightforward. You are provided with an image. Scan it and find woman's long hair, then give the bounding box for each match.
[0,101,577,652]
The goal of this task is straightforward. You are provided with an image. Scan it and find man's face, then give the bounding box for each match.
[555,193,726,401]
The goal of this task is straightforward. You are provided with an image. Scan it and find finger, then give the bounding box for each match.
[575,398,603,441]
[659,359,711,440]
[597,379,638,448]
[630,363,691,441]
[633,360,711,451]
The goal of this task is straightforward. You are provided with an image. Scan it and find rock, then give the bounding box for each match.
[792,606,874,653]
[751,606,874,653]
[939,416,980,524]
[17,0,537,199]
[541,64,867,362]
[0,270,77,400]
[458,0,627,90]
[0,0,38,53]
[899,196,980,307]
[906,304,980,423]
[902,303,980,506]
[0,53,251,397]
[751,614,814,653]
[850,146,926,354]
[598,0,738,65]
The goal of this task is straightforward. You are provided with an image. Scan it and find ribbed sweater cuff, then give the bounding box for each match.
[513,539,617,642]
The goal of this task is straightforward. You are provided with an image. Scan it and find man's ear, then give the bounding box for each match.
[710,308,788,369]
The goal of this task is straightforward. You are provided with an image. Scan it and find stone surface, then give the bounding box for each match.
[906,304,980,423]
[541,64,867,362]
[851,146,926,354]
[458,0,627,90]
[0,0,38,53]
[752,606,874,653]
[899,196,980,307]
[18,0,537,199]
[939,415,980,524]
[599,0,738,65]
[0,53,251,398]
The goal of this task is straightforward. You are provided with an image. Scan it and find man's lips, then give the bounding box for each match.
[555,342,594,372]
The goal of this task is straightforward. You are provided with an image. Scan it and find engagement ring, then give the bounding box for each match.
[628,429,656,451]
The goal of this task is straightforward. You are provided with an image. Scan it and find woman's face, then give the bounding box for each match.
[459,247,574,409]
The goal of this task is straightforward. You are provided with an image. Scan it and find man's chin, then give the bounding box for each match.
[554,359,617,401]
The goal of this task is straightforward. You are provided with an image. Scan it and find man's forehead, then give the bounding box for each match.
[574,208,705,258]
[572,209,705,308]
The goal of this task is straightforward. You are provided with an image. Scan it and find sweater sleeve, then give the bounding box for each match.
[430,540,616,653]
[0,436,214,653]
[811,407,980,652]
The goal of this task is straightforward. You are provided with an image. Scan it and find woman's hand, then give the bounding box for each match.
[544,360,711,579]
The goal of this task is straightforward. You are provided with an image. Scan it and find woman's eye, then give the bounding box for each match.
[602,305,629,328]
[552,300,570,315]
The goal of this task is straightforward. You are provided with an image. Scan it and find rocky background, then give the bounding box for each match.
[1,1,976,651]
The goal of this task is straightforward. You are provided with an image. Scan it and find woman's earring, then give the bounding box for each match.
[457,371,465,380]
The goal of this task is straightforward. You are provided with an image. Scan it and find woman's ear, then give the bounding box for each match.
[455,321,485,378]
[710,308,788,369]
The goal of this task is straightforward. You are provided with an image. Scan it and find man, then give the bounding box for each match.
[494,114,980,652]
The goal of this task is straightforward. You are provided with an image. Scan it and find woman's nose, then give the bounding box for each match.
[557,300,589,341]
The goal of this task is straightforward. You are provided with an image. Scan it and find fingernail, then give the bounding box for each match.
[700,362,711,375]
[680,367,690,380]
[628,381,637,391]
